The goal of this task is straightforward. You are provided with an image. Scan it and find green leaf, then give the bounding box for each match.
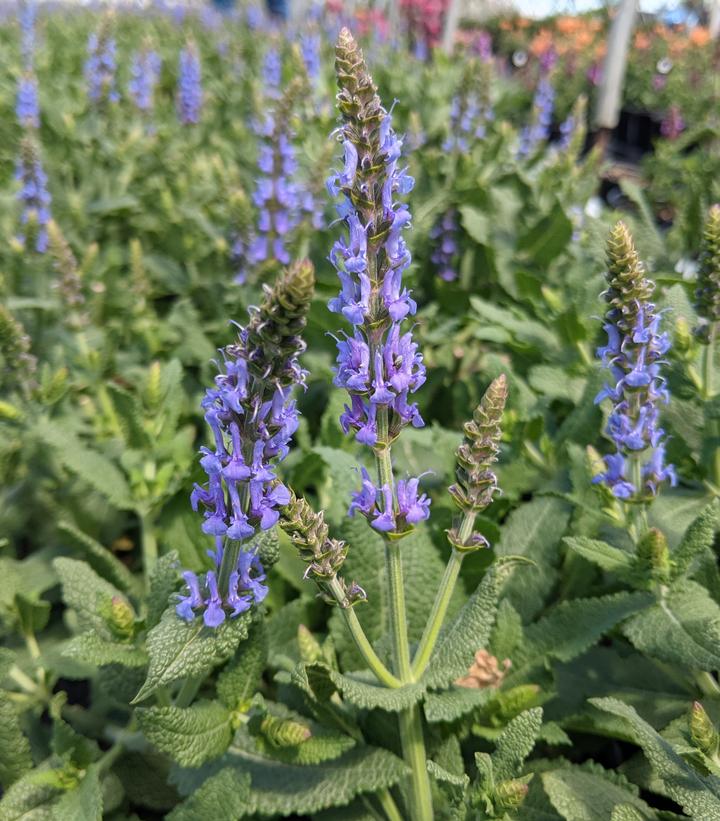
[297,663,424,712]
[62,632,147,668]
[247,717,357,766]
[517,202,573,266]
[133,607,252,702]
[563,537,635,576]
[57,520,137,594]
[424,685,494,723]
[424,560,520,690]
[217,624,268,710]
[610,806,648,821]
[167,768,251,821]
[622,581,720,671]
[138,701,232,767]
[0,763,63,820]
[52,766,102,821]
[672,502,719,579]
[146,551,181,629]
[515,592,653,672]
[53,558,126,639]
[228,745,407,816]
[0,693,32,788]
[459,205,489,244]
[541,765,655,821]
[592,697,720,820]
[492,707,543,782]
[14,593,50,635]
[36,421,134,510]
[495,497,570,620]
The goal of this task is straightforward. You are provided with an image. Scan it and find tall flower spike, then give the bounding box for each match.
[85,17,119,106]
[177,41,203,125]
[329,28,429,536]
[16,71,39,129]
[279,489,366,607]
[517,75,555,158]
[247,80,302,269]
[129,45,162,115]
[176,260,314,627]
[47,220,87,330]
[447,374,507,551]
[15,133,51,253]
[594,222,676,501]
[695,204,720,342]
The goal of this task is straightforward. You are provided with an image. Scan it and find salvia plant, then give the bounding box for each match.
[6,9,720,821]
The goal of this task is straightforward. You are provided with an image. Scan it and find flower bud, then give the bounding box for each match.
[695,205,720,340]
[297,624,322,664]
[636,527,670,582]
[495,777,531,811]
[260,714,312,747]
[691,701,719,757]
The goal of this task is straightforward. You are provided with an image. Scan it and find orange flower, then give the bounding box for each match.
[634,31,651,50]
[690,27,711,47]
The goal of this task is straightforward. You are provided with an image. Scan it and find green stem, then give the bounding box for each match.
[328,578,400,689]
[377,788,404,821]
[411,517,470,678]
[628,454,649,543]
[175,676,203,709]
[141,512,158,586]
[697,670,720,698]
[398,707,434,820]
[702,323,717,401]
[372,408,433,820]
[97,742,124,774]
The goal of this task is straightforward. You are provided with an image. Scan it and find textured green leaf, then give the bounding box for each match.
[134,607,252,702]
[592,697,720,819]
[36,421,134,510]
[230,744,407,816]
[563,537,635,575]
[492,707,543,782]
[53,558,126,639]
[0,763,63,821]
[424,686,494,723]
[245,717,357,766]
[328,516,458,670]
[610,806,648,821]
[52,766,102,821]
[495,497,570,620]
[56,520,137,594]
[622,581,720,671]
[0,693,32,788]
[217,623,268,710]
[424,560,520,690]
[167,768,251,821]
[672,502,719,579]
[62,632,147,668]
[298,663,424,712]
[146,550,181,629]
[514,592,652,672]
[0,649,16,682]
[542,765,654,821]
[139,701,232,767]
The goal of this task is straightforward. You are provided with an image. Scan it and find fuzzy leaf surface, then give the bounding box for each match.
[57,520,137,594]
[53,558,126,638]
[217,623,268,710]
[423,560,519,690]
[0,693,32,788]
[592,697,720,819]
[672,502,719,578]
[492,707,543,781]
[138,701,232,767]
[52,766,102,821]
[134,607,252,702]
[563,537,635,575]
[167,768,251,821]
[62,632,147,668]
[622,581,720,671]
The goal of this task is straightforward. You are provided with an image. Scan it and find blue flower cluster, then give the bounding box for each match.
[263,46,282,99]
[85,26,120,105]
[248,113,300,266]
[517,76,555,158]
[301,33,321,85]
[430,209,459,282]
[443,93,492,153]
[15,137,52,254]
[176,277,308,625]
[16,73,39,129]
[329,30,430,535]
[20,1,35,69]
[177,42,202,125]
[129,48,162,114]
[594,223,677,499]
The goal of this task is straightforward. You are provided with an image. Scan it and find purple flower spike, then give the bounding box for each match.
[594,223,676,501]
[177,41,203,125]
